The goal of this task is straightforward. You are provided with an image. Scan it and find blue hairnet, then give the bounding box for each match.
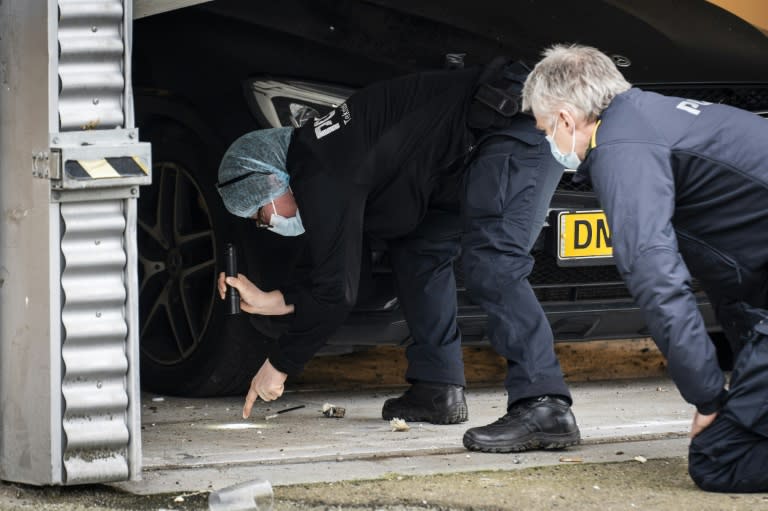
[216,127,294,218]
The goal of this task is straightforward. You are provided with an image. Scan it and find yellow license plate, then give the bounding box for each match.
[558,211,613,260]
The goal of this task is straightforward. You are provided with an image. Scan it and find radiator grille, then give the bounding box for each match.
[555,85,768,194]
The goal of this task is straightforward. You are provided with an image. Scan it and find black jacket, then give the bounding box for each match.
[579,88,768,413]
[270,67,483,375]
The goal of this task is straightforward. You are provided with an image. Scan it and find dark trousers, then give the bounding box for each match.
[389,136,571,407]
[689,325,768,493]
[389,211,465,386]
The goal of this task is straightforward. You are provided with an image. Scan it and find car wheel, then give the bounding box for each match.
[137,121,270,396]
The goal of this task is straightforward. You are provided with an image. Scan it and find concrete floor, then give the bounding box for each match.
[115,377,695,495]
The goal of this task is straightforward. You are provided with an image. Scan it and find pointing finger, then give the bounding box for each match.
[242,388,259,419]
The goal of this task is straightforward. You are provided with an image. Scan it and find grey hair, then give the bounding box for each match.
[522,44,631,123]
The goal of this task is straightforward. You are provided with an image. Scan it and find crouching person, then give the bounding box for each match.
[214,59,580,456]
[522,43,768,492]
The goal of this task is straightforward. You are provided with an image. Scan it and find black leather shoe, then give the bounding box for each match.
[382,382,468,424]
[463,395,580,452]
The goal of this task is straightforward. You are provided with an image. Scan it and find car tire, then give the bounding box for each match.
[137,120,271,396]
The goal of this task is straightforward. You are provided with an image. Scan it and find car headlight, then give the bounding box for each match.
[288,102,321,127]
[245,78,353,128]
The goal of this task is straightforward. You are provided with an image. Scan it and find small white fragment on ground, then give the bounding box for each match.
[389,418,410,432]
[322,403,346,418]
[173,495,184,503]
[593,485,600,490]
[152,397,165,402]
[559,456,583,463]
[633,455,648,463]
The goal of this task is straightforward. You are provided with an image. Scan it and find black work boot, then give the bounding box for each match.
[382,382,468,424]
[463,395,580,452]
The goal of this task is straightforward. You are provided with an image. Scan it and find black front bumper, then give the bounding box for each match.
[326,295,718,350]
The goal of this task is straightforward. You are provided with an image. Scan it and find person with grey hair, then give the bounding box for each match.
[523,43,768,492]
[215,59,582,454]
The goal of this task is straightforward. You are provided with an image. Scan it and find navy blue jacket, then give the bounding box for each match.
[579,88,768,413]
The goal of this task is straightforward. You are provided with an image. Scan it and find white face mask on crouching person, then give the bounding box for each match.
[546,116,582,170]
[268,200,305,237]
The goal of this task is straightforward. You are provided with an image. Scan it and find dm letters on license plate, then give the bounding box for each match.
[559,211,613,258]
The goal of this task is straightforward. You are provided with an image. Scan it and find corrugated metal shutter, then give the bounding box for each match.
[58,0,126,131]
[60,200,131,484]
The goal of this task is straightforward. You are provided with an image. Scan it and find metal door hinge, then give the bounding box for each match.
[32,151,61,180]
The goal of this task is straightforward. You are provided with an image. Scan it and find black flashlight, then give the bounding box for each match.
[224,243,240,315]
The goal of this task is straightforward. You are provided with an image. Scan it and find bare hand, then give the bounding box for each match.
[218,272,294,315]
[242,359,288,418]
[218,272,266,314]
[690,411,718,438]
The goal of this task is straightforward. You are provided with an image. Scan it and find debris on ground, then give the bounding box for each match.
[266,404,306,420]
[389,418,410,432]
[559,456,584,463]
[322,403,346,418]
[633,456,648,463]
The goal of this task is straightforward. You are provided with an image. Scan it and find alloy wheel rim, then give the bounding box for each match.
[137,161,217,365]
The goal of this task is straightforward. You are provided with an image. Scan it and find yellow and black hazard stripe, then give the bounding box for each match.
[65,156,149,180]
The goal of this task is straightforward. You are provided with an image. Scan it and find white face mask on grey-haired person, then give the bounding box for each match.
[546,116,582,170]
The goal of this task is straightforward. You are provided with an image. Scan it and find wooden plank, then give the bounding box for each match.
[294,339,667,388]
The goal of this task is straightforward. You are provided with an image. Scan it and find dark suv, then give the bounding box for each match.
[133,0,768,396]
